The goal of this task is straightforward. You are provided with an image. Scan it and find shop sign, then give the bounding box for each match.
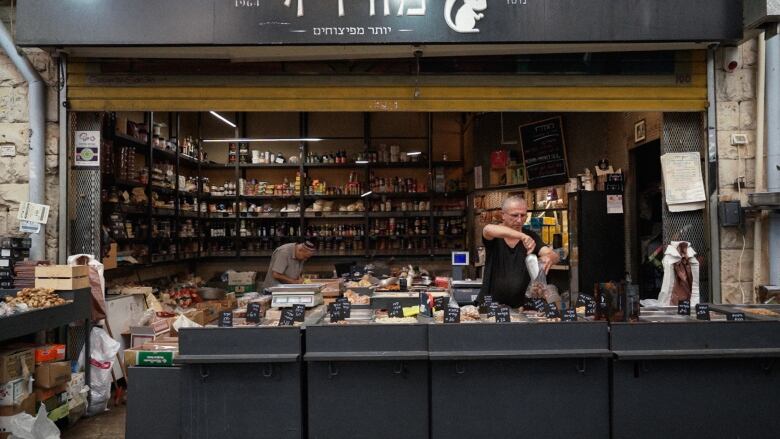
[329,302,345,322]
[562,308,577,322]
[74,131,100,168]
[246,303,262,323]
[495,305,510,323]
[16,0,742,46]
[389,301,403,318]
[219,311,234,327]
[433,296,447,312]
[292,303,306,322]
[519,117,568,189]
[727,313,746,322]
[335,298,351,319]
[677,300,691,316]
[545,302,560,319]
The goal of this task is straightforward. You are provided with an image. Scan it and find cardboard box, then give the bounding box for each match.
[34,345,65,364]
[39,391,67,413]
[124,343,178,367]
[34,383,67,402]
[102,243,117,270]
[130,321,170,348]
[66,372,85,401]
[0,348,34,383]
[0,377,31,407]
[35,265,89,290]
[0,393,35,417]
[34,362,71,390]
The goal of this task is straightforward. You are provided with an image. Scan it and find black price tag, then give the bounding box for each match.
[585,300,597,317]
[219,311,233,327]
[562,309,578,322]
[479,295,493,314]
[533,299,547,312]
[399,277,408,291]
[278,308,295,326]
[576,294,593,308]
[677,300,691,316]
[727,312,746,321]
[695,304,710,321]
[546,303,560,319]
[292,304,306,322]
[341,301,352,319]
[488,302,499,318]
[389,301,403,318]
[329,302,344,322]
[246,303,262,324]
[433,296,447,312]
[495,306,511,323]
[444,307,460,323]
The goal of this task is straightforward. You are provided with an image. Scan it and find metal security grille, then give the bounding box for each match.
[661,112,710,302]
[69,112,102,258]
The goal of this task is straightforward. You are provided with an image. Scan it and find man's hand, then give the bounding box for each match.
[540,256,554,274]
[520,233,536,254]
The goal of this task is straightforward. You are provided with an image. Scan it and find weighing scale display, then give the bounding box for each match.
[452,251,469,266]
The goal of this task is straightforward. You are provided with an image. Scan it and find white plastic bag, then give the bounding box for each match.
[172,314,202,332]
[9,405,60,439]
[79,327,120,417]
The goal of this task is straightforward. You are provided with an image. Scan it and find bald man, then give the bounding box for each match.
[477,196,559,308]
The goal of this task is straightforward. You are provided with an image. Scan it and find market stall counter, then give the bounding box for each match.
[611,306,780,439]
[428,318,611,439]
[177,327,304,439]
[126,367,181,439]
[305,319,429,439]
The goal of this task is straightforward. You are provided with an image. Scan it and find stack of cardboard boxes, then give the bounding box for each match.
[0,347,35,438]
[0,344,83,438]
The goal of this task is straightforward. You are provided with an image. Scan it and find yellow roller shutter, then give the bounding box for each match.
[67,51,707,112]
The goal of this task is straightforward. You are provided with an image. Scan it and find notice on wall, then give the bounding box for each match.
[17,202,50,224]
[74,130,101,167]
[660,152,706,212]
[519,117,569,189]
[607,195,624,214]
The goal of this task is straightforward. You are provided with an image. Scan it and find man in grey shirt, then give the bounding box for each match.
[262,240,316,289]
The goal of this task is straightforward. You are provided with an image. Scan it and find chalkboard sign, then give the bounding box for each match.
[519,117,569,189]
[576,294,593,308]
[219,311,233,327]
[562,309,578,322]
[292,304,306,322]
[677,300,691,316]
[488,302,499,318]
[434,296,447,312]
[246,303,262,324]
[495,306,511,323]
[727,312,746,321]
[585,300,597,317]
[278,308,295,326]
[444,307,460,324]
[329,302,344,322]
[533,299,547,313]
[341,301,352,319]
[399,277,408,291]
[389,301,403,318]
[546,303,560,319]
[695,304,710,321]
[479,296,493,314]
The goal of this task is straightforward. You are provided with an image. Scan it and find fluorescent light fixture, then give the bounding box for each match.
[361,191,373,198]
[355,160,369,164]
[407,151,422,156]
[209,111,236,128]
[202,138,323,143]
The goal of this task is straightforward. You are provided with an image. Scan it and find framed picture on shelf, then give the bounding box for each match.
[634,119,646,143]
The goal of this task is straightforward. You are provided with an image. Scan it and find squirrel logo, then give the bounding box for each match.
[445,0,488,33]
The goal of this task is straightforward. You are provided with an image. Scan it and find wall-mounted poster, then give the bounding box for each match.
[519,117,569,189]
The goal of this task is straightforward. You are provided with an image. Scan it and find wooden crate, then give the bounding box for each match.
[35,265,90,290]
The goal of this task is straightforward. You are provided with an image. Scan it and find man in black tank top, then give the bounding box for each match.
[477,196,559,308]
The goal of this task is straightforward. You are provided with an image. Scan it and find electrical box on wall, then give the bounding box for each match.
[719,201,743,227]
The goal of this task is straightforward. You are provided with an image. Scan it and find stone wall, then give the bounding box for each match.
[716,39,759,303]
[0,5,60,261]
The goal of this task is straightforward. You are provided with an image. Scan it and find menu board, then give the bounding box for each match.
[519,117,569,189]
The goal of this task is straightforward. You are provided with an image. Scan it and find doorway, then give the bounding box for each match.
[630,140,663,299]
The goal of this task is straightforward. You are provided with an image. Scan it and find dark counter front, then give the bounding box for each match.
[304,324,429,439]
[177,327,304,439]
[611,321,780,439]
[126,367,182,439]
[428,322,611,439]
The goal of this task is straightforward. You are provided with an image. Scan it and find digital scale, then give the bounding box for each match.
[268,284,325,308]
[451,279,483,306]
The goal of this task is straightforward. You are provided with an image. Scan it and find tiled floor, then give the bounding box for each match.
[61,403,126,439]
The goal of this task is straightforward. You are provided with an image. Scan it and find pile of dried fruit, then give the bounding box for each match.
[5,288,68,309]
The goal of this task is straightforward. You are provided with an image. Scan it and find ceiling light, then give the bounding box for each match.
[209,111,236,128]
[407,151,422,156]
[361,191,373,198]
[355,160,369,164]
